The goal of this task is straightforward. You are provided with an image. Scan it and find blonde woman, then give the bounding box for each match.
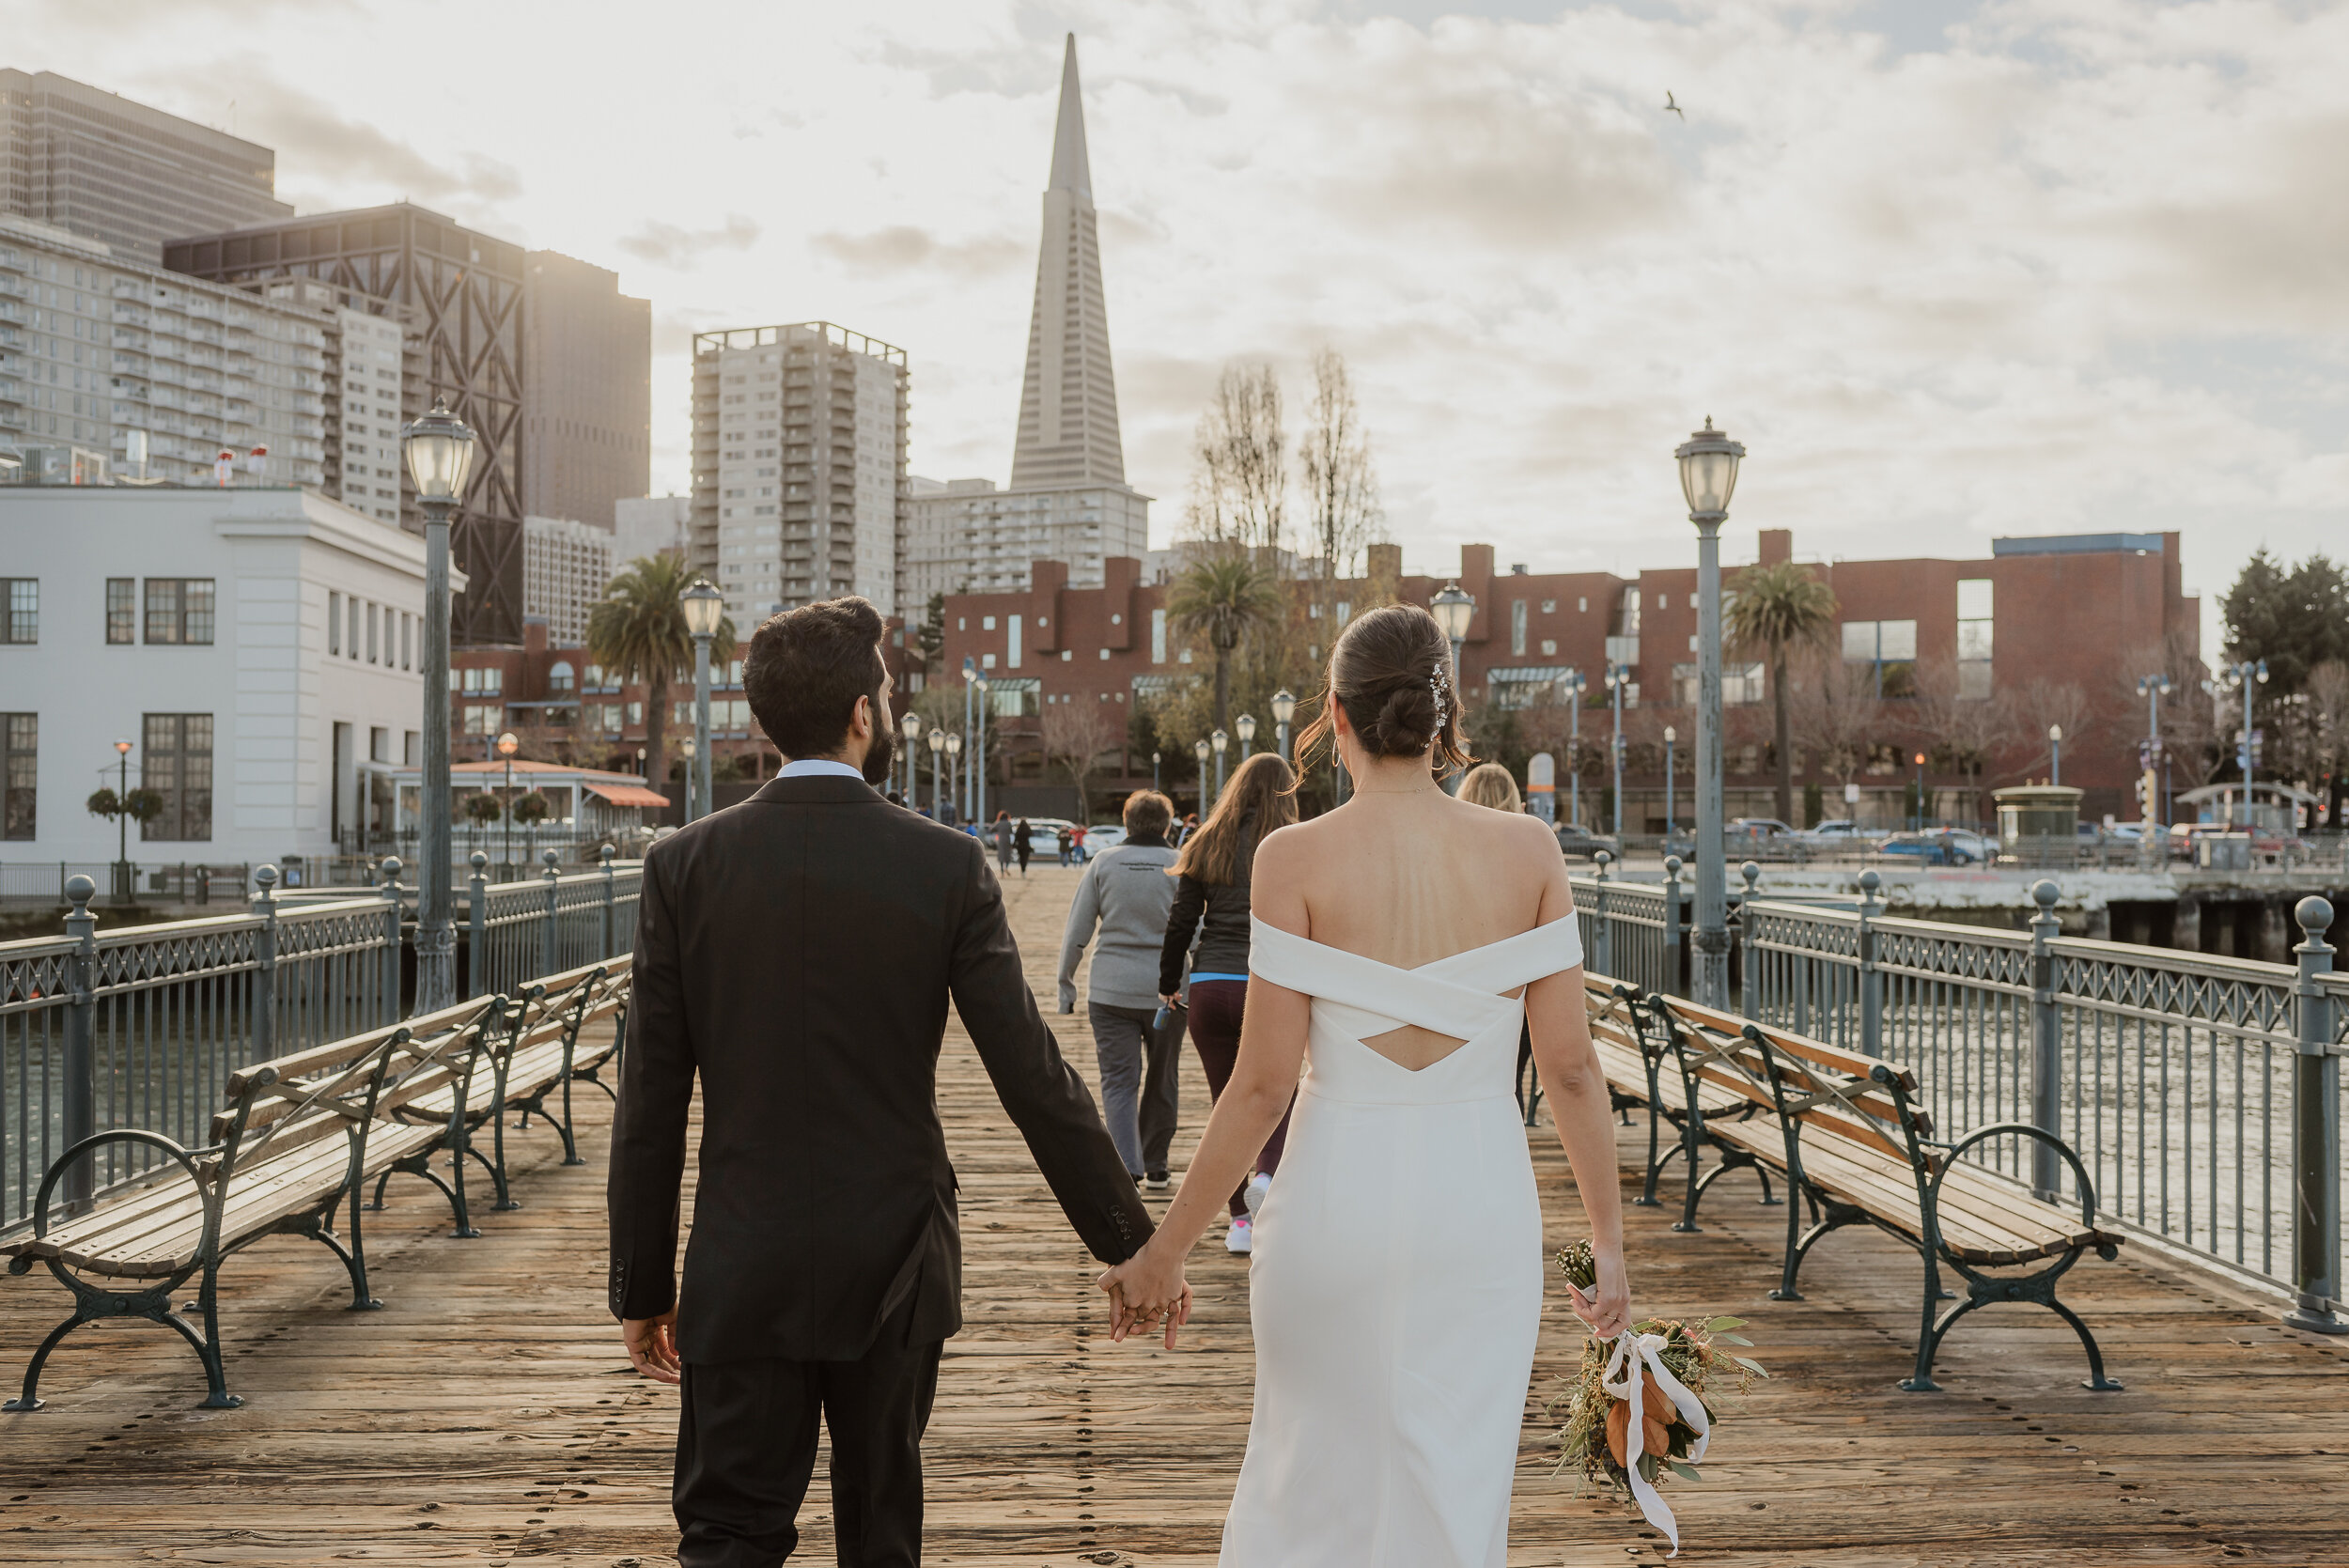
[1457,762,1540,1112]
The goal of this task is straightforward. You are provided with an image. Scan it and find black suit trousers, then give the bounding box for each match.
[674,1299,943,1568]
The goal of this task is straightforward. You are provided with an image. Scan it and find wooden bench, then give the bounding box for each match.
[1,997,507,1410]
[1576,972,1778,1213]
[1646,994,2124,1392]
[369,960,629,1216]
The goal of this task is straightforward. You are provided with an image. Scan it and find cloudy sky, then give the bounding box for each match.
[15,0,2344,644]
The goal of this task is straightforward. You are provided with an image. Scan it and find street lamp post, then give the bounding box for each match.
[1193,737,1211,812]
[1606,663,1629,838]
[495,731,519,872]
[1664,724,1677,838]
[972,675,989,828]
[944,731,962,826]
[1152,750,1161,794]
[2205,660,2270,825]
[2048,723,2063,788]
[927,727,945,819]
[1270,689,1296,765]
[1563,670,1587,827]
[961,660,977,823]
[1211,728,1229,800]
[1675,415,1746,1009]
[112,738,132,899]
[401,398,478,1014]
[1236,712,1256,762]
[682,579,723,823]
[1913,751,1928,831]
[1430,582,1475,793]
[2138,673,2172,829]
[900,712,922,802]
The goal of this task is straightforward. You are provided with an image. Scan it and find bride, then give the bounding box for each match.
[1099,602,1633,1568]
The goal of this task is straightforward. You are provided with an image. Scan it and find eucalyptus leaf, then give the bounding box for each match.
[1668,1460,1703,1482]
[1733,1355,1770,1376]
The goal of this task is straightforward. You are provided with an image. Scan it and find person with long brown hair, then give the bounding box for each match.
[1457,762,1542,1113]
[1156,750,1298,1254]
[1100,602,1632,1566]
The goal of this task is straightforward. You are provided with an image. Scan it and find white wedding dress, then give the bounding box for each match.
[1221,911,1584,1568]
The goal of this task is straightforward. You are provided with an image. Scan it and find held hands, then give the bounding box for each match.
[1097,1243,1192,1349]
[1563,1249,1633,1340]
[623,1309,681,1384]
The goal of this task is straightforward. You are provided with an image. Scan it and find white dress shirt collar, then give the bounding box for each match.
[778,758,868,781]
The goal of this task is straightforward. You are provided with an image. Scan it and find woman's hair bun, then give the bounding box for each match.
[1362,680,1437,757]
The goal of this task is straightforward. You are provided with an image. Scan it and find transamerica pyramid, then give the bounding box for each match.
[1010,34,1128,489]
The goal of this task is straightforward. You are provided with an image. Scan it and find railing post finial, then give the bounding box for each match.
[249,864,279,1062]
[59,875,99,1211]
[1856,868,1882,1058]
[1738,861,1762,1021]
[2286,894,2343,1335]
[1662,854,1685,997]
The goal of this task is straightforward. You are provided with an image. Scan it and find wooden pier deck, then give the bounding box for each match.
[3,862,2345,1565]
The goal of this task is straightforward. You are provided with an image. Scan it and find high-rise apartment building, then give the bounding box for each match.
[0,71,291,260]
[246,277,418,528]
[899,35,1148,609]
[165,204,530,644]
[0,213,328,487]
[614,494,690,565]
[522,514,614,644]
[521,251,650,531]
[689,321,908,620]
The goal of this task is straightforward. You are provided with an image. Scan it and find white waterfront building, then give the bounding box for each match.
[0,485,450,876]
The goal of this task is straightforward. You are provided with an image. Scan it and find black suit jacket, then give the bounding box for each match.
[607,774,1151,1363]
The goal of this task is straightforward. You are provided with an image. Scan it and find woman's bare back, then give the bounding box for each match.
[1252,789,1568,1070]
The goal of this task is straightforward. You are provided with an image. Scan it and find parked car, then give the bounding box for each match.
[1797,817,1869,846]
[1082,824,1128,855]
[1553,823,1620,862]
[1728,817,1797,839]
[1878,828,1996,866]
[1024,817,1085,861]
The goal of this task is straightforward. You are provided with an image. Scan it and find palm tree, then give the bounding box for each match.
[1723,559,1838,824]
[587,554,736,800]
[1167,551,1283,731]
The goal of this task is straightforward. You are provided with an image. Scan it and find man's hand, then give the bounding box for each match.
[623,1309,681,1384]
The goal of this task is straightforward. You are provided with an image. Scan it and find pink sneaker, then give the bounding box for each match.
[1225,1216,1252,1254]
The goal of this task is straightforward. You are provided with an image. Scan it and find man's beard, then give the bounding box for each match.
[861,723,895,787]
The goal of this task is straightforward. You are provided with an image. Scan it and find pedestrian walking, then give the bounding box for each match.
[1159,752,1299,1253]
[1015,817,1034,877]
[1057,825,1074,866]
[1058,790,1184,1188]
[992,809,1014,872]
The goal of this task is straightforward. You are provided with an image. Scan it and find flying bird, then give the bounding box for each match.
[1664,91,1685,120]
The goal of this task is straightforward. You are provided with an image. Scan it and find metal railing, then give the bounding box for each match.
[1714,865,2343,1329]
[0,849,642,1235]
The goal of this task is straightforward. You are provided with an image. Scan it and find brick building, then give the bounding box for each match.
[929,530,2199,827]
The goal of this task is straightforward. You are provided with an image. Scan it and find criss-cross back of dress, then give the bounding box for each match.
[1248,915,1585,1105]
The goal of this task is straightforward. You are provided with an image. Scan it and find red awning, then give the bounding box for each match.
[585,783,671,809]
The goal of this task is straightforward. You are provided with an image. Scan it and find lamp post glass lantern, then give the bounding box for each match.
[900,712,922,802]
[944,730,963,826]
[1270,689,1296,765]
[1236,712,1257,761]
[1194,737,1212,810]
[401,398,477,1014]
[1212,727,1229,800]
[927,726,945,819]
[2048,723,2062,788]
[1674,416,1745,1009]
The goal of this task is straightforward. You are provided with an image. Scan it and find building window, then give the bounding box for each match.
[401,612,412,670]
[329,591,342,656]
[549,660,576,696]
[1511,599,1528,658]
[347,594,360,659]
[144,580,215,644]
[1487,666,1578,712]
[105,579,135,644]
[1672,660,1767,706]
[366,600,379,664]
[1007,614,1022,670]
[1841,619,1918,699]
[1956,579,1993,700]
[1150,607,1167,664]
[2,714,33,840]
[1,579,36,644]
[141,712,212,842]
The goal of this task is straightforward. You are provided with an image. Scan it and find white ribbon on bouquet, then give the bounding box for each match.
[1600,1329,1711,1558]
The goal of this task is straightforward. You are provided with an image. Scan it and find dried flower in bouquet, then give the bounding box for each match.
[1552,1241,1767,1556]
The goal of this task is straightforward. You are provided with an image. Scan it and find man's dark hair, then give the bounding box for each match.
[743,597,888,760]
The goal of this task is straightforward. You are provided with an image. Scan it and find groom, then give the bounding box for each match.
[607,596,1153,1567]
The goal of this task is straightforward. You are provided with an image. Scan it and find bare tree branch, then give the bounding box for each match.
[1187,363,1288,555]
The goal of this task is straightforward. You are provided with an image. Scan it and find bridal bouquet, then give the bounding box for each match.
[1553,1241,1766,1556]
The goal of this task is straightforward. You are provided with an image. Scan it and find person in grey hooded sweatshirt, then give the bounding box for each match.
[1058,789,1184,1187]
